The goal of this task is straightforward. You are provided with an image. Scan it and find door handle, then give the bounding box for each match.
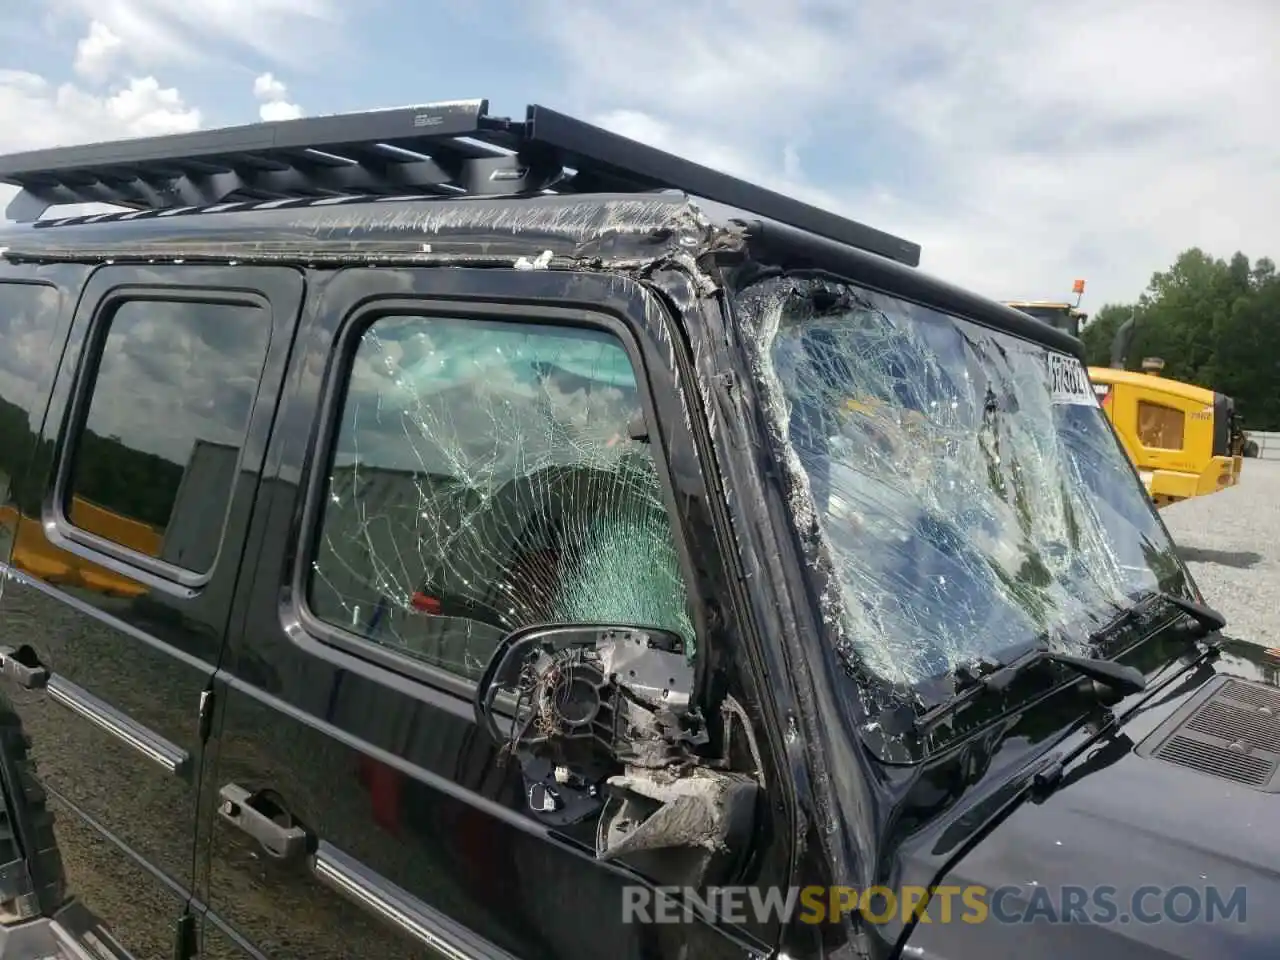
[217,784,309,863]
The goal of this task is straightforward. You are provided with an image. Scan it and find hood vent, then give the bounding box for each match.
[1137,678,1280,791]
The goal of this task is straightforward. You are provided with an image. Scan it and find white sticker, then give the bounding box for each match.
[1046,353,1096,406]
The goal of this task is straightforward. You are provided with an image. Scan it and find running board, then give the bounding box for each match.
[0,899,135,960]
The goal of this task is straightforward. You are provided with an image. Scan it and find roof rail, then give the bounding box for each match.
[0,99,921,267]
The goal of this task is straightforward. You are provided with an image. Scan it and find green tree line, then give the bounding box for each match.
[1079,248,1280,431]
[0,394,182,526]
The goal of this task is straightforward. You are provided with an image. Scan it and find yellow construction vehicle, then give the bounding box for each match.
[1001,300,1089,339]
[1088,365,1244,506]
[1004,285,1245,508]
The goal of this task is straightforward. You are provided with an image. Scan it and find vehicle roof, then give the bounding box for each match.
[0,98,921,263]
[1087,365,1217,403]
[0,189,1085,358]
[0,190,702,259]
[0,99,1082,358]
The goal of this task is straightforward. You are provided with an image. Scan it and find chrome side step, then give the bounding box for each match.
[0,899,136,960]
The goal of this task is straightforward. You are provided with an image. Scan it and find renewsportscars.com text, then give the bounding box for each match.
[621,884,1248,926]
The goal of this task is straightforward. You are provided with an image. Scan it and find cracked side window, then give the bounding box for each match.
[308,313,694,681]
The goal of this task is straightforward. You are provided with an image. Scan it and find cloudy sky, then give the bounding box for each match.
[1,0,1277,310]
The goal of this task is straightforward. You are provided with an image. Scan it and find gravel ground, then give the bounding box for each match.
[1160,457,1280,646]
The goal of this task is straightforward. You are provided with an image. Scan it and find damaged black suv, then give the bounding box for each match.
[0,100,1268,960]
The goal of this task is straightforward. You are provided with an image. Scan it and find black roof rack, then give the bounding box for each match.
[0,99,921,267]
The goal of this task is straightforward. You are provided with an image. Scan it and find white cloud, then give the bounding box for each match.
[2,15,202,209]
[47,0,343,71]
[0,71,201,220]
[99,76,201,136]
[252,71,303,122]
[73,20,123,82]
[252,72,288,102]
[259,100,304,121]
[535,0,1280,309]
[0,0,325,223]
[0,72,200,153]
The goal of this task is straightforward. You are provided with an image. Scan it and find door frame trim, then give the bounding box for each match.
[311,841,518,960]
[48,675,189,777]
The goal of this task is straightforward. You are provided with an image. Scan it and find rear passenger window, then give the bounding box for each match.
[67,300,270,573]
[0,282,60,519]
[308,314,694,681]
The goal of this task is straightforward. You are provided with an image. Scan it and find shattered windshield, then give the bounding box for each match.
[739,278,1187,691]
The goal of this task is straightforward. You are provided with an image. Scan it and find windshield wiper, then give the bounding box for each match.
[1161,591,1227,633]
[915,643,1146,736]
[1086,590,1226,649]
[907,592,1224,739]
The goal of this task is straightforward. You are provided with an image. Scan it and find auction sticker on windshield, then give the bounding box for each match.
[1047,353,1095,406]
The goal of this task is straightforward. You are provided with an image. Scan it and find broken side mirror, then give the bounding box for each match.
[473,623,762,884]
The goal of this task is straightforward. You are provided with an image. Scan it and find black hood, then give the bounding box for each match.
[891,638,1280,960]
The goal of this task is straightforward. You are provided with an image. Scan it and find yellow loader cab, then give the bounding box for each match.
[1002,300,1245,509]
[1001,300,1086,339]
[1089,363,1243,507]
